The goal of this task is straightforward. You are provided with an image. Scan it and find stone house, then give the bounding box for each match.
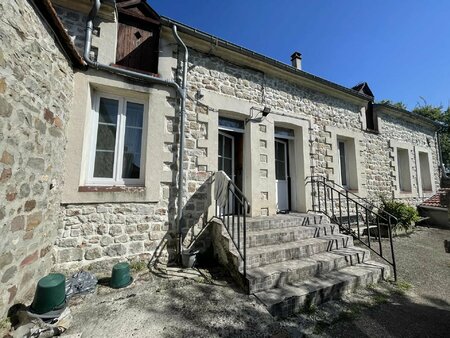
[51,0,441,267]
[0,0,443,316]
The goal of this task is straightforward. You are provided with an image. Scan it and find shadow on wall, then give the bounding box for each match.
[148,169,214,266]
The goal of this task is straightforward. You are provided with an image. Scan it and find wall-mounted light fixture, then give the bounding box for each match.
[246,106,271,124]
[262,106,271,117]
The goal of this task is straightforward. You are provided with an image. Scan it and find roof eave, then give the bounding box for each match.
[374,103,443,129]
[34,0,86,68]
[160,16,373,104]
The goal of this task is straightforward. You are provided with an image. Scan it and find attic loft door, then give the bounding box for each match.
[116,19,159,74]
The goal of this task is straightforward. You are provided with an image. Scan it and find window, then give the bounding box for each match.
[335,136,359,191]
[329,128,364,195]
[87,94,146,186]
[418,151,432,192]
[365,102,379,132]
[338,140,348,187]
[396,148,412,192]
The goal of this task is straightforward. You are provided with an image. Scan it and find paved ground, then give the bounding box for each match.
[321,225,450,338]
[10,225,449,338]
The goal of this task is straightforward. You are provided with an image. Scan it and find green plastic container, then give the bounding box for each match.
[110,262,133,289]
[30,273,66,315]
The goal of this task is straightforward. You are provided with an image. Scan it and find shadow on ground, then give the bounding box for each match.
[317,283,450,338]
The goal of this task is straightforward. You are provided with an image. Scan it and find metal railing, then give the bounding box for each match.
[213,171,250,277]
[307,176,397,281]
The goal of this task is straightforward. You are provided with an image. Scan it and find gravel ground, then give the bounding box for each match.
[22,226,450,338]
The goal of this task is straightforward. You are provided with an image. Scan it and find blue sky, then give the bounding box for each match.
[151,1,450,110]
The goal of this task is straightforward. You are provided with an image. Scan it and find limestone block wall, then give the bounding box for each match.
[0,0,74,316]
[380,113,439,204]
[183,48,365,217]
[50,26,440,270]
[57,203,168,270]
[180,47,440,217]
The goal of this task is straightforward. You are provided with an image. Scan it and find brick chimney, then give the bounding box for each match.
[291,51,302,70]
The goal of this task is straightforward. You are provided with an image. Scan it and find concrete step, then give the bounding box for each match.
[245,234,354,269]
[349,224,378,236]
[247,247,371,293]
[245,213,328,232]
[247,223,339,248]
[254,261,390,318]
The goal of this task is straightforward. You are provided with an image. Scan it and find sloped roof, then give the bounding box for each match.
[420,188,450,209]
[352,82,374,98]
[374,102,443,129]
[160,16,374,103]
[117,0,160,23]
[34,0,85,68]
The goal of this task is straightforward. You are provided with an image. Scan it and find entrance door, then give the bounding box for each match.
[218,131,235,214]
[275,139,289,212]
[218,132,235,181]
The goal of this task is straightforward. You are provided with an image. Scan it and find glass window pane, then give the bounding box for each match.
[99,98,119,124]
[276,160,286,180]
[275,127,294,138]
[122,128,142,179]
[223,158,232,177]
[339,141,347,186]
[94,98,118,178]
[96,124,116,150]
[219,117,244,131]
[275,141,285,161]
[224,136,232,158]
[218,134,224,156]
[94,151,114,178]
[126,102,144,127]
[122,101,144,179]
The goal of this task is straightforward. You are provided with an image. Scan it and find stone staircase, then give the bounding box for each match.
[213,213,390,318]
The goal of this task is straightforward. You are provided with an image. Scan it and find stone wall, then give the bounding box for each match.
[51,24,440,269]
[56,203,168,270]
[183,49,439,207]
[0,0,74,316]
[380,113,439,204]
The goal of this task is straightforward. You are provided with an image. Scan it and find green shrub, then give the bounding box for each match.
[380,197,420,229]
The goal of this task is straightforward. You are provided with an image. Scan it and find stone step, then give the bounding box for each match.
[254,261,390,318]
[247,247,371,293]
[349,224,378,236]
[247,223,339,248]
[245,234,354,269]
[245,213,328,232]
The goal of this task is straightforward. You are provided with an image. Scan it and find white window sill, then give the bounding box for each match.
[78,186,145,193]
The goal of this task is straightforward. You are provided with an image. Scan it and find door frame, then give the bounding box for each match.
[275,137,290,212]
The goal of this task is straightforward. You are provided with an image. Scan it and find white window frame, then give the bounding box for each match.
[326,126,365,196]
[86,92,147,186]
[414,146,435,196]
[396,147,412,193]
[390,140,416,198]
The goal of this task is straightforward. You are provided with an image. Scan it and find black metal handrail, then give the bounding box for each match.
[307,176,397,281]
[308,175,397,221]
[212,171,250,277]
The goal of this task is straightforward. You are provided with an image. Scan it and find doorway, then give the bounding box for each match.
[218,117,244,214]
[275,138,290,212]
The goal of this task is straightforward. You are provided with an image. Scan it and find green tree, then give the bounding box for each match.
[378,99,408,110]
[412,98,450,167]
[412,97,444,121]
